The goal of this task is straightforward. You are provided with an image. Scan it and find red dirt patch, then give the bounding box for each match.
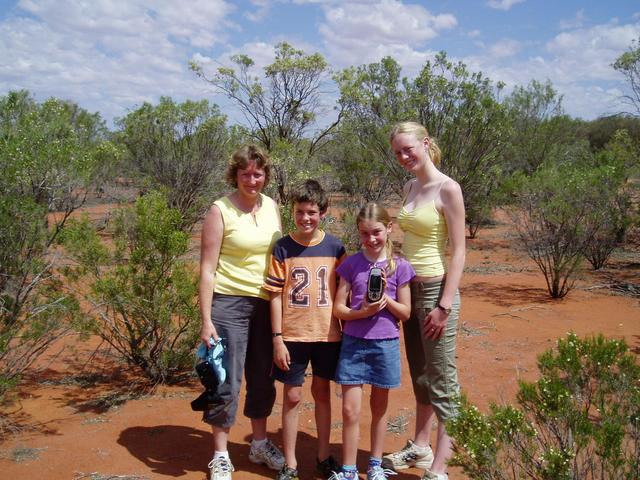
[2,211,638,480]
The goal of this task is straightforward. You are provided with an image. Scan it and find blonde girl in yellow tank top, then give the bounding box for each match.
[383,122,466,480]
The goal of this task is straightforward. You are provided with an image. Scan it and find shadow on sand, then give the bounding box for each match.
[118,425,423,479]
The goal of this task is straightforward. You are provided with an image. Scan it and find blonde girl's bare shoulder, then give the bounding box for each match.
[439,178,464,210]
[403,178,417,196]
[440,176,461,194]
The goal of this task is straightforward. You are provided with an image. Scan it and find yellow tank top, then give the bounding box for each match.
[397,200,448,277]
[214,193,281,300]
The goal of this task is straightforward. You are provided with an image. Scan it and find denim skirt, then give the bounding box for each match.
[335,334,401,389]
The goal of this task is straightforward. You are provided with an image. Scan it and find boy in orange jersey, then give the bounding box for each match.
[264,179,346,480]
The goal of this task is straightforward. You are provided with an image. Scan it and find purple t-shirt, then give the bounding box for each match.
[336,251,416,339]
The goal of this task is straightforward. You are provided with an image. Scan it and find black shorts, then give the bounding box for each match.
[273,341,341,386]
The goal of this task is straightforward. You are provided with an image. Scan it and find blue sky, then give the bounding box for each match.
[1,0,638,128]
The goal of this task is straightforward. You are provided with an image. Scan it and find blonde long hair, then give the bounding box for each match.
[357,202,396,274]
[389,121,442,167]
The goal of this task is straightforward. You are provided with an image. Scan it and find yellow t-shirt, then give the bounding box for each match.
[397,200,448,277]
[214,193,281,300]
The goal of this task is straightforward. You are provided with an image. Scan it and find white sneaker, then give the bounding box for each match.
[208,456,234,480]
[382,439,434,470]
[367,465,398,480]
[422,470,448,480]
[248,438,285,470]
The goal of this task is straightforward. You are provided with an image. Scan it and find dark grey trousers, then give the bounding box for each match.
[202,294,276,428]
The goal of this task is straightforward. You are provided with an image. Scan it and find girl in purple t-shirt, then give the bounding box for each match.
[332,203,416,480]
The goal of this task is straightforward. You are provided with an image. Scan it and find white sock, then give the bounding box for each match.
[214,450,229,459]
[413,442,429,453]
[252,438,267,448]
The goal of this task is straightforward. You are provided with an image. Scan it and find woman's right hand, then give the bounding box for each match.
[273,341,290,371]
[200,321,219,345]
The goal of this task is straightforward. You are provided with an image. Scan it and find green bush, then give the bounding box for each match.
[0,90,111,403]
[115,97,230,228]
[61,192,200,383]
[508,143,632,297]
[0,195,82,400]
[449,333,640,480]
[581,130,638,270]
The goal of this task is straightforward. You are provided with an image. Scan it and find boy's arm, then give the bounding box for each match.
[333,276,386,321]
[383,282,411,322]
[270,291,290,371]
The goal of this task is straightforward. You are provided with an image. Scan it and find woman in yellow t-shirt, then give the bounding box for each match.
[383,122,466,480]
[199,145,284,480]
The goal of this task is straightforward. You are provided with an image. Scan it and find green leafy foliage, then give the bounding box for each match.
[191,42,337,154]
[500,80,581,175]
[580,130,638,269]
[0,90,111,402]
[334,52,510,237]
[508,142,633,297]
[115,97,230,228]
[449,333,640,480]
[411,52,511,237]
[331,58,408,204]
[192,42,340,206]
[613,36,640,116]
[61,192,200,383]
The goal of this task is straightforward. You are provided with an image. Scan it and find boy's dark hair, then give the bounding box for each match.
[290,179,329,213]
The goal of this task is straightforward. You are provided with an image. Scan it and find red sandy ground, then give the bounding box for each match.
[1,206,639,480]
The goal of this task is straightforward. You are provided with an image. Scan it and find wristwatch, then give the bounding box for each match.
[437,303,452,315]
[272,332,283,338]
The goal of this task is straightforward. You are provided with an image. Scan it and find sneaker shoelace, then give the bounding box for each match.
[208,457,232,473]
[369,467,397,480]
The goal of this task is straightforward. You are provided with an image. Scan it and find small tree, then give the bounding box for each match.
[508,144,612,298]
[334,53,511,237]
[332,57,410,202]
[613,36,640,116]
[501,80,580,175]
[192,42,343,205]
[61,192,200,383]
[448,332,640,480]
[411,52,511,237]
[0,195,81,399]
[115,97,230,228]
[581,130,638,269]
[0,90,113,402]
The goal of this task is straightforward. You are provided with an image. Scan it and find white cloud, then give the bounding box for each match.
[545,22,640,81]
[558,9,587,31]
[487,0,525,12]
[0,0,236,123]
[489,39,521,58]
[245,0,273,22]
[317,0,456,68]
[461,20,640,119]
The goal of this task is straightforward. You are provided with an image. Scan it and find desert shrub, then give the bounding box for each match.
[581,191,632,270]
[61,192,200,383]
[334,52,510,238]
[581,130,639,270]
[507,143,632,298]
[0,195,82,400]
[449,332,640,480]
[0,90,112,402]
[115,97,230,228]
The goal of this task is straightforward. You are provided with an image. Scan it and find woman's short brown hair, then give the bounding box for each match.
[225,144,272,188]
